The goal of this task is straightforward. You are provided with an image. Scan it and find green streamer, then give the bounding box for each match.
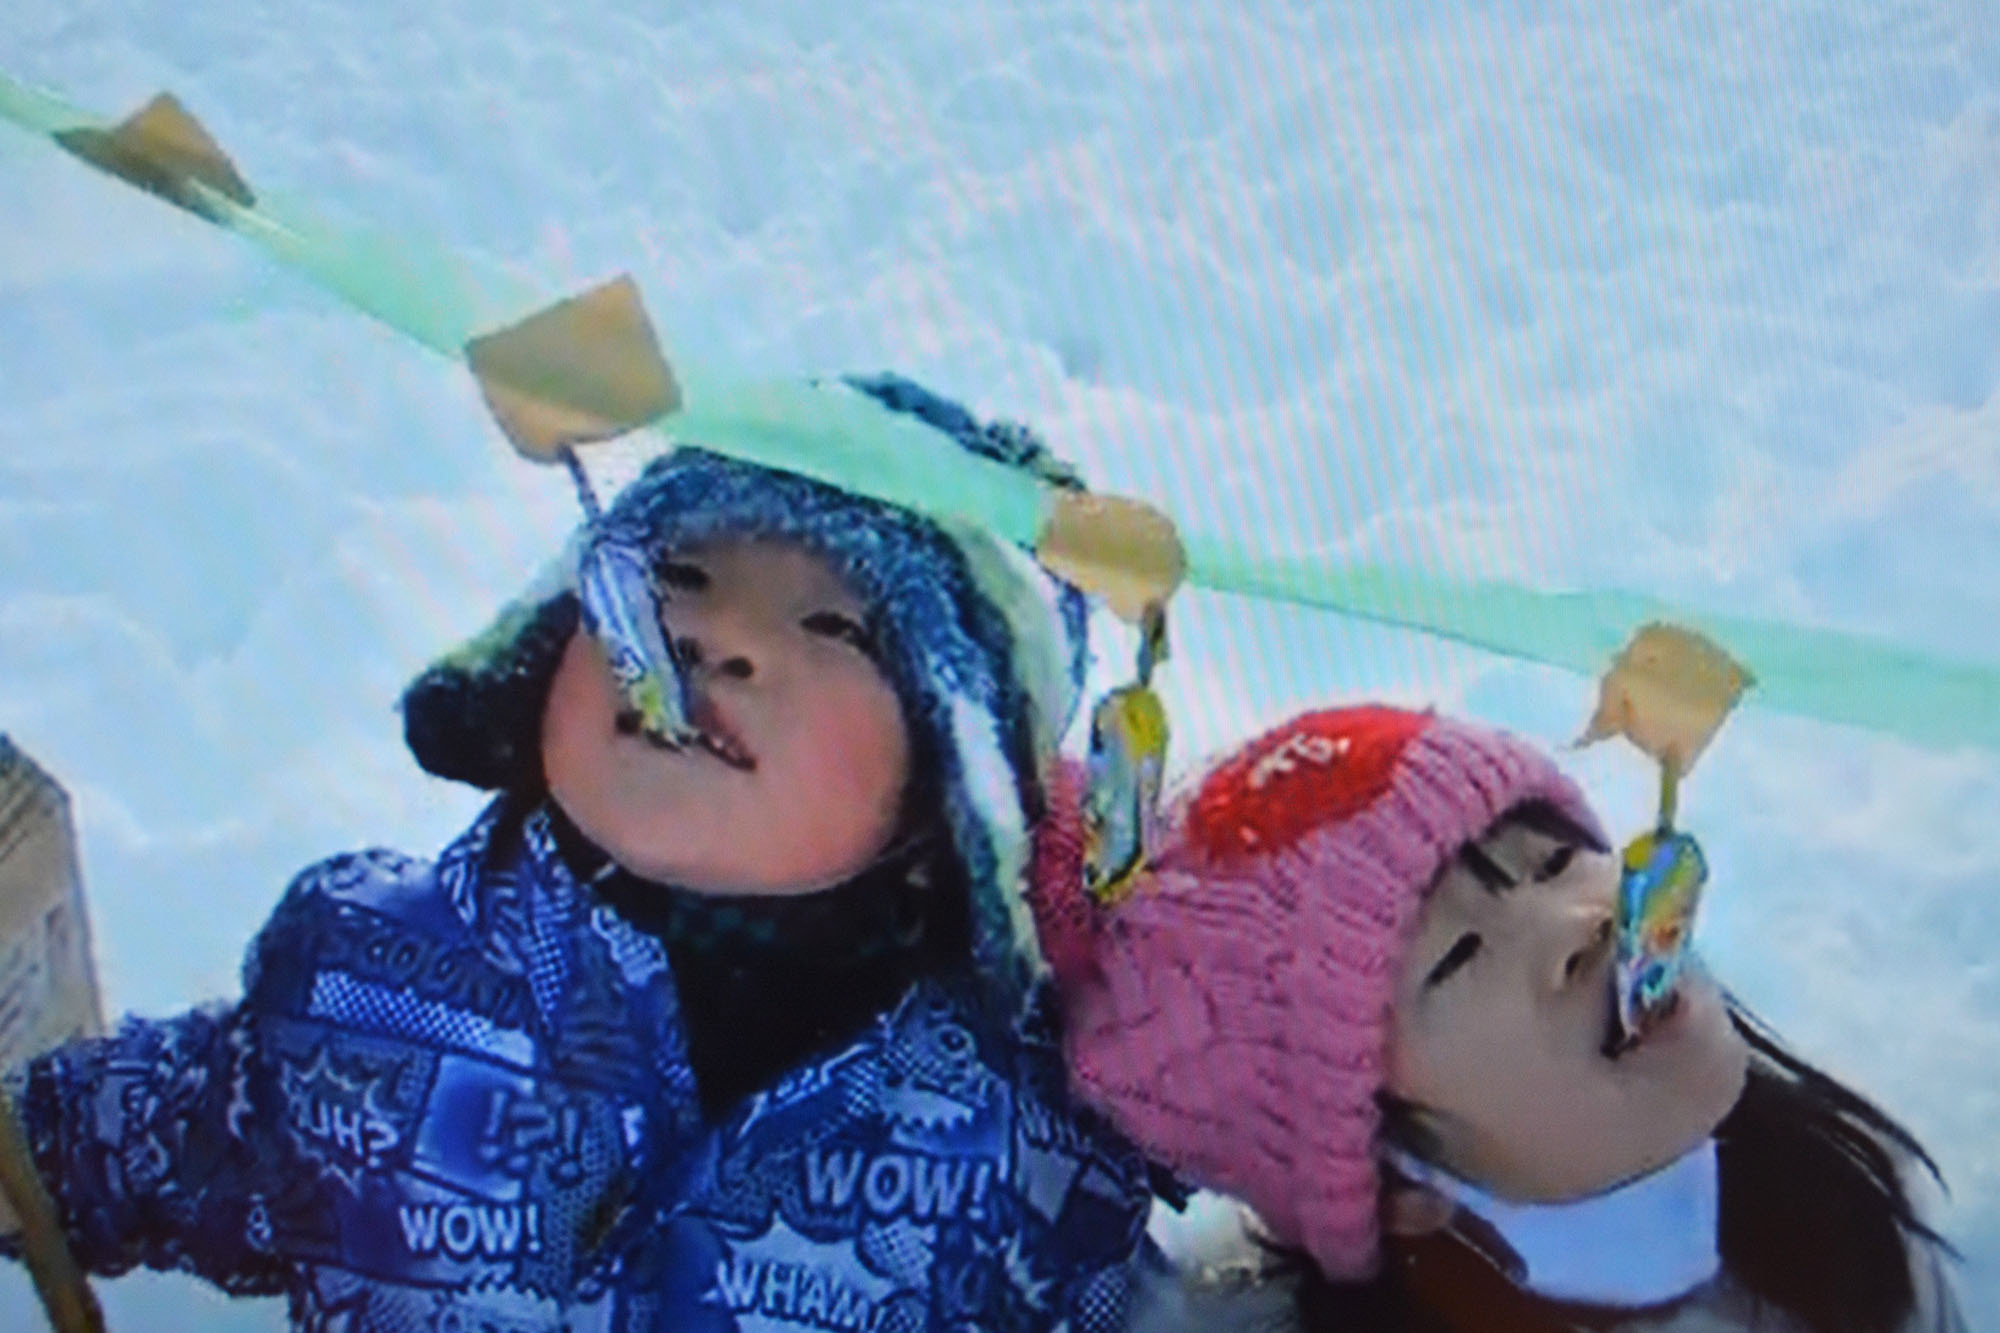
[1190,544,2000,752]
[4,67,1997,751]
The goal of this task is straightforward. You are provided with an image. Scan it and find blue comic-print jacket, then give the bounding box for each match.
[10,797,1160,1331]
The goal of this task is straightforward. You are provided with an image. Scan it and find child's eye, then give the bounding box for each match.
[1537,846,1577,881]
[1458,842,1517,894]
[656,560,709,592]
[1426,932,1481,987]
[801,610,877,655]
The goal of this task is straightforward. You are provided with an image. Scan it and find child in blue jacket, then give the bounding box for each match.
[2,373,1158,1331]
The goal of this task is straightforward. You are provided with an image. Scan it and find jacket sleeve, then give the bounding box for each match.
[6,1002,289,1293]
[0,863,350,1294]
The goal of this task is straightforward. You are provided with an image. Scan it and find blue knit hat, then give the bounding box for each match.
[400,373,1092,1009]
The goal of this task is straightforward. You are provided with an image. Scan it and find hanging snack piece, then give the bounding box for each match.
[465,275,683,461]
[16,72,2000,756]
[53,91,253,223]
[1578,622,1753,777]
[578,534,699,749]
[1581,623,1752,1055]
[1035,490,1187,625]
[1082,604,1172,905]
[465,277,693,742]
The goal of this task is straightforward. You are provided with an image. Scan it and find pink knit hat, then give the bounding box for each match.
[1029,705,1605,1280]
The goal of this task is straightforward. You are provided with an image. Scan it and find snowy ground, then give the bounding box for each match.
[1,1,1996,1327]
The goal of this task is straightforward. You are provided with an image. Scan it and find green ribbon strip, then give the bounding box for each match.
[5,67,1997,751]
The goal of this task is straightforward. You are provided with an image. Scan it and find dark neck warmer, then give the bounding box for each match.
[543,800,964,1122]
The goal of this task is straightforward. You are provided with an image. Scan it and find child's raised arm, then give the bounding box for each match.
[0,857,361,1295]
[4,1002,289,1293]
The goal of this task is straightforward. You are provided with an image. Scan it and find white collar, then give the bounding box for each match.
[1385,1139,1721,1309]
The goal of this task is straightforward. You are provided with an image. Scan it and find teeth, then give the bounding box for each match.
[621,709,751,768]
[693,728,752,769]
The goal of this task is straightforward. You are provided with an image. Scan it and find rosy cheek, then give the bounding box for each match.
[846,709,910,799]
[802,678,909,793]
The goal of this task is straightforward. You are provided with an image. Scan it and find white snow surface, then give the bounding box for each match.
[1,1,1996,1326]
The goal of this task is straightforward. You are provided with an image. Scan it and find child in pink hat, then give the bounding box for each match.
[1029,704,1966,1333]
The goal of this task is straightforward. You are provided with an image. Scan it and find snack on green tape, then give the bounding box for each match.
[5,66,1999,752]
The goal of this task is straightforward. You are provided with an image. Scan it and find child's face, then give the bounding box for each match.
[1386,816,1750,1202]
[541,538,912,895]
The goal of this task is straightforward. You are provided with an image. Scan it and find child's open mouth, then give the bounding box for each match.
[689,726,755,771]
[615,701,757,771]
[686,695,756,771]
[1602,988,1683,1060]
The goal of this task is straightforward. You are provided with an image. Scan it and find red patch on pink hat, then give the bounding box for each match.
[1189,707,1433,862]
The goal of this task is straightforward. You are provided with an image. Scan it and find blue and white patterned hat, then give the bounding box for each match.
[400,373,1092,1010]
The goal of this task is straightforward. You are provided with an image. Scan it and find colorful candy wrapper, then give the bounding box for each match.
[1082,604,1171,904]
[577,532,699,748]
[1608,817,1709,1054]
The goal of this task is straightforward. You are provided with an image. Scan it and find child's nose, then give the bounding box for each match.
[1547,908,1615,994]
[1539,888,1616,995]
[672,633,756,682]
